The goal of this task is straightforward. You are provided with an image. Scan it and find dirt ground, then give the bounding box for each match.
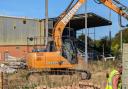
[3,59,120,89]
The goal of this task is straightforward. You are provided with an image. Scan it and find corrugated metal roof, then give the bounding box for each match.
[51,12,112,30]
[69,13,112,30]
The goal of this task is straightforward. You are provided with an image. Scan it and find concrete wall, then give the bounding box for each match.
[0,16,44,45]
[0,16,45,60]
[122,43,128,88]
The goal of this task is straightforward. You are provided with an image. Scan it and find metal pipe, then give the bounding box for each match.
[118,14,123,58]
[119,13,126,27]
[45,0,48,46]
[113,0,128,10]
[109,9,112,53]
[85,1,88,63]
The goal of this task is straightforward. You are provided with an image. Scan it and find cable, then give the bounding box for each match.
[65,0,75,13]
[56,0,75,23]
[59,0,75,18]
[93,0,102,4]
[113,0,128,10]
[53,0,75,38]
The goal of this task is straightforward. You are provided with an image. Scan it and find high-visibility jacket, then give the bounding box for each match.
[105,69,122,89]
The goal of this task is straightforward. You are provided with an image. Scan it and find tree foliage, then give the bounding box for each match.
[78,34,93,47]
[111,28,128,55]
[77,28,128,57]
[94,36,111,54]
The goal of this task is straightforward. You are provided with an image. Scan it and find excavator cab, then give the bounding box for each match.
[62,27,78,64]
[62,38,78,64]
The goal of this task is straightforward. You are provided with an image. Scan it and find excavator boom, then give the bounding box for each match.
[53,0,128,52]
[53,0,86,51]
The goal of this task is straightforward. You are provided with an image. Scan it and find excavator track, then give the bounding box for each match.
[26,68,91,80]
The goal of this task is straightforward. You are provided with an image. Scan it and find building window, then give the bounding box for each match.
[13,26,16,30]
[23,19,26,24]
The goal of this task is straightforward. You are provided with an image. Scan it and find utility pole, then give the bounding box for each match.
[120,27,123,53]
[45,0,48,46]
[109,9,112,54]
[85,1,88,63]
[118,15,123,58]
[103,44,104,57]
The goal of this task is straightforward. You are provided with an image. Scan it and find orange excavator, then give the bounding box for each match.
[27,0,86,68]
[26,0,91,80]
[26,0,128,79]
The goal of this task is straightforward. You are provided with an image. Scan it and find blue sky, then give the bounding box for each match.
[0,0,127,39]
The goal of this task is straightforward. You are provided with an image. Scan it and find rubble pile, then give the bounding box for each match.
[0,62,26,73]
[35,82,101,89]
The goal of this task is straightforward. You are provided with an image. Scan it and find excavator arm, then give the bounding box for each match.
[53,0,86,52]
[53,0,128,52]
[100,0,128,20]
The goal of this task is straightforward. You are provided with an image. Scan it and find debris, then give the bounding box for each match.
[34,81,101,89]
[0,61,26,74]
[0,64,16,73]
[9,62,26,69]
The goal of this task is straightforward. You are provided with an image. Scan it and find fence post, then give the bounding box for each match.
[0,72,3,89]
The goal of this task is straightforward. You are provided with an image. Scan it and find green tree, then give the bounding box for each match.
[94,36,111,54]
[111,28,128,57]
[78,34,93,47]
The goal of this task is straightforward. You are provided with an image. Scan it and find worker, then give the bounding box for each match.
[105,63,122,89]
